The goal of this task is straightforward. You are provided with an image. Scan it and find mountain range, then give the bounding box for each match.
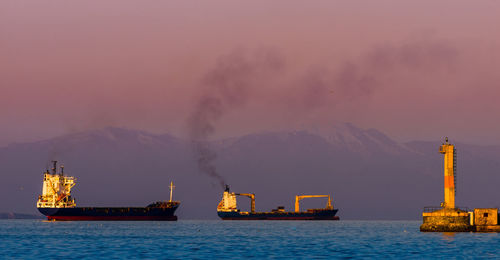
[1,123,499,220]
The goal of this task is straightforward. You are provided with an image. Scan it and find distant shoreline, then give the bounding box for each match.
[0,213,44,219]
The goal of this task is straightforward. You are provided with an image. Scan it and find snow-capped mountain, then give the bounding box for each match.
[1,124,500,220]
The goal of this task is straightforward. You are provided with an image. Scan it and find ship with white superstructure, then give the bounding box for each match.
[37,161,179,221]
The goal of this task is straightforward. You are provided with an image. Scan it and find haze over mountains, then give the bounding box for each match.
[1,123,499,220]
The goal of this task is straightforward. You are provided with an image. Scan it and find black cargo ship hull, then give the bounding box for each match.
[218,209,339,220]
[38,204,179,221]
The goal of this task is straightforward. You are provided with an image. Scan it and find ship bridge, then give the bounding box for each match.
[37,161,76,208]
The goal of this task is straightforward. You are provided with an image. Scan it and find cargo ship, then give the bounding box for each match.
[217,185,339,220]
[37,161,180,221]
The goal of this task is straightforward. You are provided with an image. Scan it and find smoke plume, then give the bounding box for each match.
[187,49,285,188]
[290,38,459,110]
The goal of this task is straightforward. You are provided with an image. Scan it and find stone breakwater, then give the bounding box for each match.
[420,208,472,232]
[421,208,500,232]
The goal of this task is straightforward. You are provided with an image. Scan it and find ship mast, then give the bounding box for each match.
[169,181,175,202]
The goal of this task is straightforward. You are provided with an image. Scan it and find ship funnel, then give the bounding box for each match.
[51,161,57,175]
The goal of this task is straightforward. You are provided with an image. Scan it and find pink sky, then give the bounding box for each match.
[1,0,500,145]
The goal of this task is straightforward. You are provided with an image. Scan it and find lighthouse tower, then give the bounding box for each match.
[420,138,472,232]
[440,137,456,209]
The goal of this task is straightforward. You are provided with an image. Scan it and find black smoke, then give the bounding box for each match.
[187,49,285,188]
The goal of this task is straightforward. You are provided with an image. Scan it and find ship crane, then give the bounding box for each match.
[235,193,255,213]
[295,195,333,212]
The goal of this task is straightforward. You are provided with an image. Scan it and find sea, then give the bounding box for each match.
[1,220,499,259]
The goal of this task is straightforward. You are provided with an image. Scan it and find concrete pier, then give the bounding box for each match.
[472,208,500,232]
[420,208,472,232]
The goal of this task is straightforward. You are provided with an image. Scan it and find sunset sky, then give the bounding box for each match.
[2,0,500,146]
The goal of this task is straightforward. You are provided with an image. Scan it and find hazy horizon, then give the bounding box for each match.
[0,123,493,149]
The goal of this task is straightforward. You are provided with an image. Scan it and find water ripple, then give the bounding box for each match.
[1,220,499,258]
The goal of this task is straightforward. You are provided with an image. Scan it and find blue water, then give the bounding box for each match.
[1,220,499,258]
